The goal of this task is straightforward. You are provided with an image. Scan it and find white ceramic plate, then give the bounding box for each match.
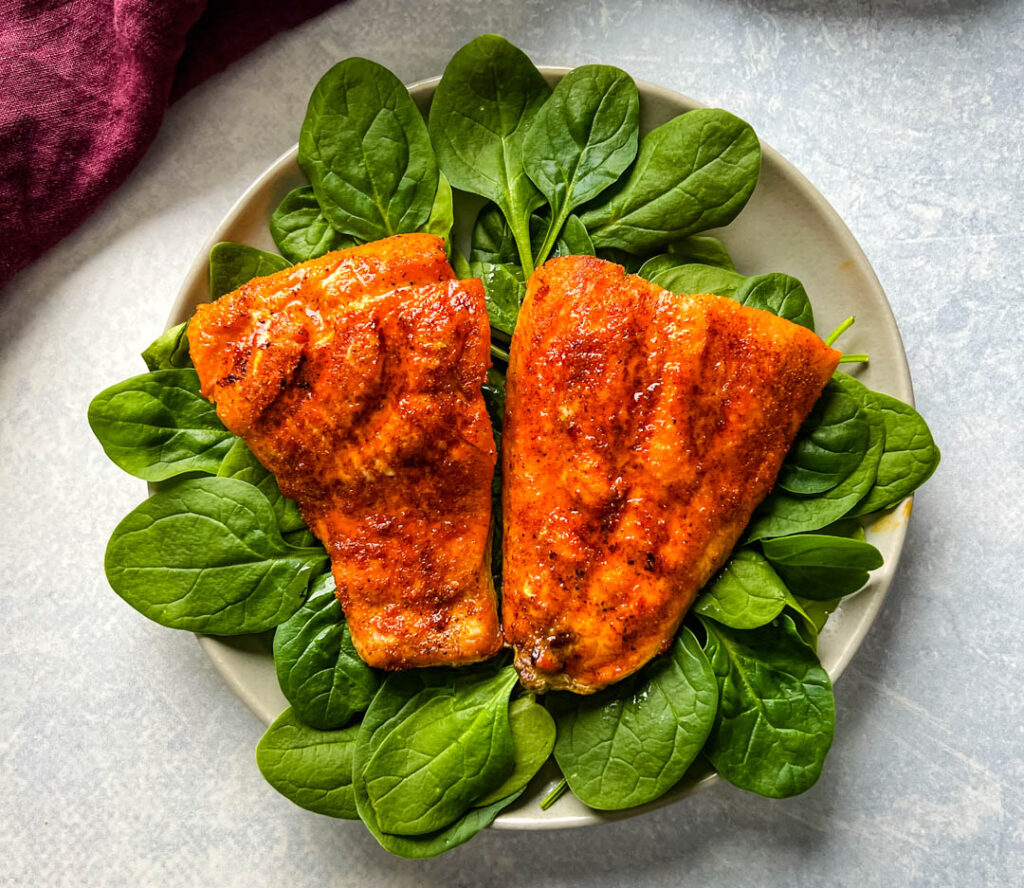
[170,69,913,830]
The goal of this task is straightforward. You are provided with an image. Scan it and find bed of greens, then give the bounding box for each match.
[88,35,939,858]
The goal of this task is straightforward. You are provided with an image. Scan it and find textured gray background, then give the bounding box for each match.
[1,1,1022,885]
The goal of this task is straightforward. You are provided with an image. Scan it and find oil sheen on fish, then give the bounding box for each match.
[188,234,502,670]
[502,255,841,693]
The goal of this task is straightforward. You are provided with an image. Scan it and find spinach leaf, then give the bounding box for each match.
[776,378,870,495]
[474,695,556,807]
[745,373,885,541]
[762,533,883,600]
[476,262,526,336]
[269,186,356,263]
[450,247,471,280]
[88,368,235,481]
[646,261,746,297]
[548,627,717,810]
[209,242,290,299]
[142,322,192,371]
[256,708,359,819]
[597,248,646,273]
[554,214,596,257]
[665,235,735,270]
[273,574,379,729]
[848,390,940,516]
[700,614,834,798]
[470,203,518,267]
[693,549,788,629]
[523,65,639,266]
[579,108,761,254]
[356,664,517,835]
[735,273,815,331]
[424,172,454,242]
[218,438,307,535]
[429,34,550,274]
[299,58,438,242]
[105,477,328,634]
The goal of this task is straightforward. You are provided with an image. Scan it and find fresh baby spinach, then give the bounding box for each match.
[849,390,940,516]
[579,108,761,254]
[523,64,639,266]
[218,438,307,535]
[270,186,355,263]
[474,695,556,807]
[548,627,717,810]
[273,574,379,730]
[746,373,885,541]
[693,549,788,629]
[256,708,360,819]
[597,248,646,273]
[477,262,526,335]
[429,34,550,274]
[735,273,815,331]
[88,368,235,481]
[483,368,506,585]
[762,533,883,600]
[701,614,834,798]
[299,58,438,243]
[776,378,870,495]
[555,214,596,257]
[470,203,519,267]
[105,477,328,634]
[424,172,455,243]
[665,235,735,270]
[646,260,746,298]
[208,242,290,299]
[356,664,518,836]
[141,322,192,371]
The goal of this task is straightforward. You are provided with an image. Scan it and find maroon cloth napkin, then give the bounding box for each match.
[0,0,341,290]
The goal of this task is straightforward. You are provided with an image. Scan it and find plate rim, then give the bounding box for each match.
[172,68,914,831]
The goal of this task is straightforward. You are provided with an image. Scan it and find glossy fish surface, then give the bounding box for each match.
[502,255,841,693]
[188,234,502,669]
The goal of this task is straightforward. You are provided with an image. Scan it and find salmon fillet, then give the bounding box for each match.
[188,233,502,669]
[503,255,841,693]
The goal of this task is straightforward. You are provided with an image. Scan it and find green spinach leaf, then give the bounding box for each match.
[735,273,815,331]
[256,708,359,819]
[848,390,940,516]
[299,58,438,242]
[776,378,870,495]
[693,549,788,629]
[470,203,518,267]
[209,242,290,299]
[483,368,506,586]
[429,34,550,274]
[523,65,639,266]
[141,322,192,371]
[646,261,746,297]
[269,186,356,263]
[218,438,307,535]
[273,574,379,729]
[88,368,235,481]
[762,533,883,600]
[476,262,526,335]
[474,695,556,807]
[554,214,596,257]
[597,248,646,273]
[548,627,717,810]
[665,235,735,270]
[579,108,761,254]
[105,477,328,634]
[700,614,834,798]
[746,373,885,540]
[424,172,454,242]
[356,664,517,835]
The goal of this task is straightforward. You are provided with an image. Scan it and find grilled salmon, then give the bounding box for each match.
[503,255,841,693]
[188,234,502,669]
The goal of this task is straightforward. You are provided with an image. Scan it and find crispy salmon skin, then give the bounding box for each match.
[188,233,502,669]
[502,255,841,693]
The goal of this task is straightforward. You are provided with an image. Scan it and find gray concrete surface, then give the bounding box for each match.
[1,1,1021,885]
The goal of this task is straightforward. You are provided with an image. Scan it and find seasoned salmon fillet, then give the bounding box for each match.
[503,256,841,693]
[188,234,502,669]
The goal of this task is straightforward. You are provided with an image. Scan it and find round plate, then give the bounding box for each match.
[172,69,913,830]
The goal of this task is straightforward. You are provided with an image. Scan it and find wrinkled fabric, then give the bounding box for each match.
[0,0,340,290]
